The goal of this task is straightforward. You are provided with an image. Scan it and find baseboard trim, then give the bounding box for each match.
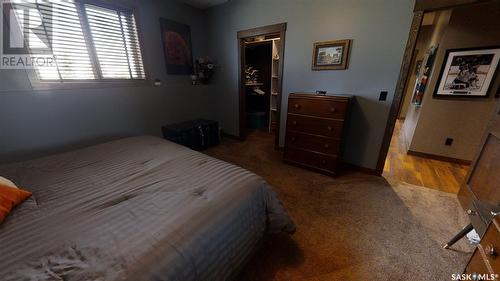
[342,162,380,176]
[407,150,472,165]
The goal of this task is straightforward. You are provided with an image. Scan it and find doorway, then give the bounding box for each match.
[380,3,500,194]
[383,119,470,193]
[237,23,286,149]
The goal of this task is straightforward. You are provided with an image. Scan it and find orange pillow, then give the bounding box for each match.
[0,183,32,223]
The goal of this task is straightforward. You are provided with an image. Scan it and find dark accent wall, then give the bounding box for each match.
[205,0,415,169]
[0,0,212,163]
[1,0,420,171]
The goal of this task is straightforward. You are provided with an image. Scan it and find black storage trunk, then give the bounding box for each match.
[162,119,220,151]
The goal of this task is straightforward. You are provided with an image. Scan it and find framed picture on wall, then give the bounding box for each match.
[312,39,352,70]
[434,47,500,98]
[415,60,423,76]
[412,45,438,106]
[160,18,194,75]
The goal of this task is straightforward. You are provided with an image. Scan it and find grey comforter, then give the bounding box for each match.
[0,136,295,281]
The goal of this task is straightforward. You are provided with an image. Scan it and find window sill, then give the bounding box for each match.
[29,79,152,91]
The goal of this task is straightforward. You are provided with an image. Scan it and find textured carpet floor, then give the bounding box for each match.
[204,131,474,281]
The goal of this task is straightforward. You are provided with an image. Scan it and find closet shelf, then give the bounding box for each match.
[245,82,263,86]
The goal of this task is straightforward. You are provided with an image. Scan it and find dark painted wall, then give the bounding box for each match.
[205,0,414,169]
[0,0,212,163]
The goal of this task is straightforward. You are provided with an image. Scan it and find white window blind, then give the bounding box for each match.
[13,1,96,80]
[16,0,145,82]
[85,4,145,79]
[42,1,95,80]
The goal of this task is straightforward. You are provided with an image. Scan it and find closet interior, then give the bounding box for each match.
[244,34,281,133]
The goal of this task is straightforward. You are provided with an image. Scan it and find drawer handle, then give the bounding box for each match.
[324,144,330,149]
[485,244,498,257]
[292,120,297,125]
[467,209,477,216]
[294,104,301,109]
[330,107,336,113]
[327,126,333,132]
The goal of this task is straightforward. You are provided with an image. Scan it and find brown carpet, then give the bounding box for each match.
[205,131,473,281]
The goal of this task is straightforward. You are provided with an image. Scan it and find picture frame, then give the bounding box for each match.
[412,45,438,106]
[312,39,352,70]
[433,47,500,98]
[415,60,423,76]
[160,18,194,75]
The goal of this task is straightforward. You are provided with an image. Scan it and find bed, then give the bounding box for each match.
[0,136,295,281]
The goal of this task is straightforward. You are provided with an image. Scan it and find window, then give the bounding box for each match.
[85,4,145,80]
[32,1,96,80]
[15,0,145,83]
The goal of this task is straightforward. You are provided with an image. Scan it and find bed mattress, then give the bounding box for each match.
[0,136,294,281]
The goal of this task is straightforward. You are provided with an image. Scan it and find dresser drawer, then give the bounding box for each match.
[287,114,343,138]
[288,97,348,119]
[465,248,491,275]
[283,93,352,177]
[285,132,340,155]
[284,147,338,174]
[478,220,500,271]
[466,201,489,237]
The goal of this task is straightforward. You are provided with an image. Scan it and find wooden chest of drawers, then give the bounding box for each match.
[465,217,500,277]
[283,93,352,175]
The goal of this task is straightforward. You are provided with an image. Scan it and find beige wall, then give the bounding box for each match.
[406,2,500,161]
[402,9,451,149]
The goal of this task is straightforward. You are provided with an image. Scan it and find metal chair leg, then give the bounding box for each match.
[443,223,474,249]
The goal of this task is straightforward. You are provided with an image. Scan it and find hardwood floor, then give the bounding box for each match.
[383,119,469,194]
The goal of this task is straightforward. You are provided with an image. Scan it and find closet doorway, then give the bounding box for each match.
[237,23,286,149]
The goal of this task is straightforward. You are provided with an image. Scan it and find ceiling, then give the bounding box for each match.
[179,0,229,9]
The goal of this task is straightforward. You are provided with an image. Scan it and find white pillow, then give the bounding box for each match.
[0,176,18,189]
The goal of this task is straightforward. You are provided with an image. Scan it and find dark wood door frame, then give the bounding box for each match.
[375,0,495,176]
[374,11,424,175]
[237,23,287,149]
